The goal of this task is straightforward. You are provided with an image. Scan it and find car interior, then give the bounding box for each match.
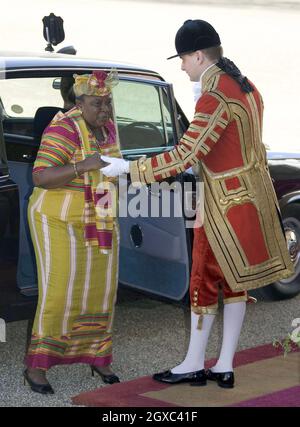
[0,72,174,283]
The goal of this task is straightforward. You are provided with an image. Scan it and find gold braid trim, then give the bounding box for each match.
[129,160,143,187]
[129,157,155,187]
[223,295,249,304]
[191,304,219,330]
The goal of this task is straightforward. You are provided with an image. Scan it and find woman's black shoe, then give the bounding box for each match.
[153,369,207,385]
[90,365,120,384]
[23,369,54,395]
[206,369,234,388]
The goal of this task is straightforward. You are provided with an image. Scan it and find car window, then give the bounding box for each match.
[114,80,174,151]
[0,75,177,155]
[0,76,74,163]
[0,77,65,119]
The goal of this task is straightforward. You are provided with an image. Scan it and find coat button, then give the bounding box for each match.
[220,199,228,205]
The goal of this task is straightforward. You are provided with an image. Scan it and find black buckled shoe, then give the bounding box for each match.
[153,369,207,385]
[23,369,55,395]
[206,369,234,388]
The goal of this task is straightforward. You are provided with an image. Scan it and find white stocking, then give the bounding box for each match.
[212,301,246,373]
[171,311,215,374]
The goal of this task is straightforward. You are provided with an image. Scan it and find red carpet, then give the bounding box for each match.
[72,343,300,407]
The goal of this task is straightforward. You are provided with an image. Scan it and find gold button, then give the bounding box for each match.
[233,197,241,202]
[220,199,228,205]
[193,297,198,302]
[254,163,260,170]
[139,164,147,172]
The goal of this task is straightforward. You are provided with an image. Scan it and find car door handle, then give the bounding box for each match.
[22,153,34,161]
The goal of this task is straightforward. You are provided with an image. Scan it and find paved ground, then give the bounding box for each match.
[0,287,299,407]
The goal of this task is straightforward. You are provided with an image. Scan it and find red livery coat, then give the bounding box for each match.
[130,65,294,291]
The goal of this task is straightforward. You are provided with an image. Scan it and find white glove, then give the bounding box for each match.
[101,155,129,177]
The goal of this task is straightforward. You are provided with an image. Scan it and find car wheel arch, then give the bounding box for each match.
[253,199,300,301]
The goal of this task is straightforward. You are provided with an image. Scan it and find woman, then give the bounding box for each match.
[23,70,122,394]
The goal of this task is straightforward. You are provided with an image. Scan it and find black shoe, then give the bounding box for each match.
[206,369,234,388]
[90,365,120,384]
[23,369,54,395]
[152,369,207,385]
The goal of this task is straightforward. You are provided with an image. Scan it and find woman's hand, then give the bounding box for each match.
[33,153,110,189]
[77,153,109,174]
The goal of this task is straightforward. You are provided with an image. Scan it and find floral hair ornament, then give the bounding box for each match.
[73,69,119,97]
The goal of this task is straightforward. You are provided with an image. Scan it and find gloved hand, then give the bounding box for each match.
[100,155,130,177]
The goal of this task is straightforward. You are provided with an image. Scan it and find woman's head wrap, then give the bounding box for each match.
[73,69,118,97]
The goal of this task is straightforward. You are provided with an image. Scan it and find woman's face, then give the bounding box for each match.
[79,95,112,129]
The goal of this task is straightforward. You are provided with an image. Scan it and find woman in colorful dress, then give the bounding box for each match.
[23,70,122,394]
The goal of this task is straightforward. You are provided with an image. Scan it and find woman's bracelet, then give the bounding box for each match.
[73,162,80,178]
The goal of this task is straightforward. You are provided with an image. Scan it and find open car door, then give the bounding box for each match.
[115,77,192,301]
[0,106,25,319]
[0,70,192,305]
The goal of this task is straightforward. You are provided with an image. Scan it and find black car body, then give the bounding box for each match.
[0,52,299,321]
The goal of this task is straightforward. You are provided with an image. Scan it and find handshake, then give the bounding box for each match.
[100,155,194,177]
[100,155,130,177]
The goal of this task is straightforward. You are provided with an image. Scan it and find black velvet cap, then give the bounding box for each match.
[167,19,221,60]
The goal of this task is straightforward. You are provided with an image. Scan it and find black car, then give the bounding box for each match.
[0,52,299,321]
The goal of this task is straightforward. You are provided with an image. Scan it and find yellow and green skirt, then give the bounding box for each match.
[25,187,119,370]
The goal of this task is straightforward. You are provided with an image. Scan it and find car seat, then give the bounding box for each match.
[33,106,67,143]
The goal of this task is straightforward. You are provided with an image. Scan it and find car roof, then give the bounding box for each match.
[267,151,300,160]
[0,51,163,80]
